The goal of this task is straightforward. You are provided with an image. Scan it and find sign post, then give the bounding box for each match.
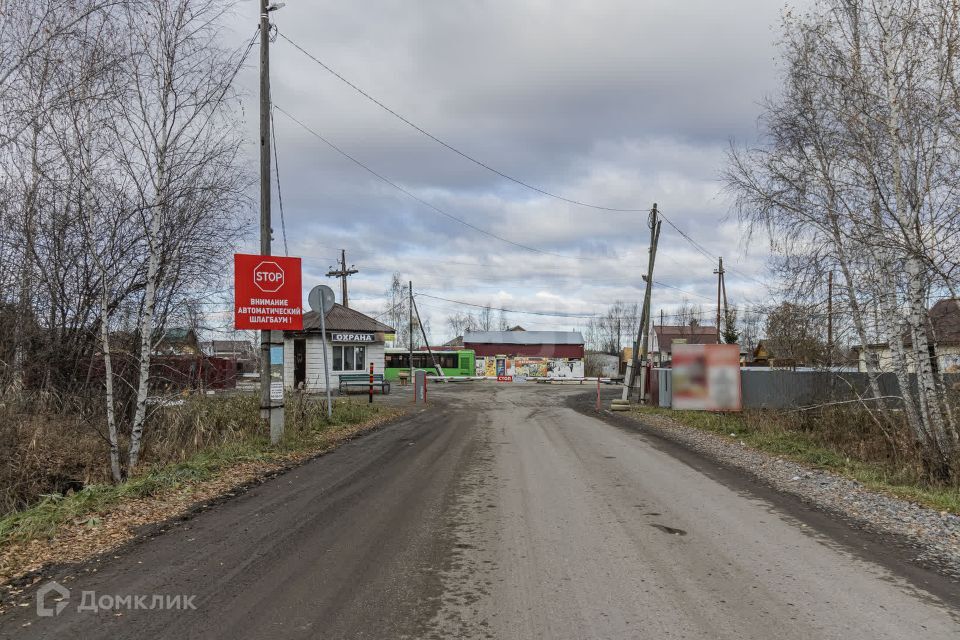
[369,361,374,404]
[234,254,303,443]
[414,370,426,404]
[308,285,336,419]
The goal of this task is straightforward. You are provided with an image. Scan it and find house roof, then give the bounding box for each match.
[210,340,254,353]
[299,304,395,334]
[654,324,719,353]
[854,298,960,349]
[464,330,584,345]
[924,298,960,345]
[155,327,196,343]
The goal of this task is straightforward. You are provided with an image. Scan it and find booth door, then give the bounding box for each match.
[294,338,306,389]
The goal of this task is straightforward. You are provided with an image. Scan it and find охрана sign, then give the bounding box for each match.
[331,332,375,343]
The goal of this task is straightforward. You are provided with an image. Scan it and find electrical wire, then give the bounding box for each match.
[276,31,768,285]
[416,292,601,319]
[413,300,582,330]
[270,105,289,256]
[653,280,715,302]
[656,210,767,286]
[275,32,770,284]
[277,31,649,213]
[274,105,578,260]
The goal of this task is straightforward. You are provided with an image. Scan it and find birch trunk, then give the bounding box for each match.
[99,287,122,482]
[906,256,951,457]
[126,205,162,474]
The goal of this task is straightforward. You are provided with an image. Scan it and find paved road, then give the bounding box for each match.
[3,385,959,639]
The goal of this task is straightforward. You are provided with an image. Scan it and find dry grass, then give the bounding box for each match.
[631,405,960,513]
[0,391,400,533]
[0,392,405,590]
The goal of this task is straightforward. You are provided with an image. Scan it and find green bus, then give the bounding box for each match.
[383,348,476,380]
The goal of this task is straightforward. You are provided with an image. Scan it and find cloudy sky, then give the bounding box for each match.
[222,0,801,339]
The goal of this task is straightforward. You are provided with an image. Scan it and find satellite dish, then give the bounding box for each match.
[308,285,336,315]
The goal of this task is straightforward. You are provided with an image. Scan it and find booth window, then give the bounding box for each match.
[333,345,366,372]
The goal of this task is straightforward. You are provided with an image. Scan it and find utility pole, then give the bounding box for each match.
[827,271,834,368]
[327,249,359,308]
[623,204,661,403]
[721,266,729,325]
[412,296,442,375]
[659,309,664,365]
[409,281,414,395]
[714,257,725,337]
[259,0,274,434]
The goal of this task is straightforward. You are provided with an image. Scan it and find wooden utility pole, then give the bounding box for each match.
[721,266,729,322]
[412,296,442,375]
[259,0,281,440]
[714,257,725,336]
[827,271,834,367]
[409,280,414,392]
[327,249,359,308]
[623,204,661,403]
[659,309,664,365]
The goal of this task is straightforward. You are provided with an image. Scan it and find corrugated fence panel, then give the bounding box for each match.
[656,369,959,410]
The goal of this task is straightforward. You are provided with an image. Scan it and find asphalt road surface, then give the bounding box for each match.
[4,384,959,639]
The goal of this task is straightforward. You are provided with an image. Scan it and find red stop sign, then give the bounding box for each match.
[253,261,285,293]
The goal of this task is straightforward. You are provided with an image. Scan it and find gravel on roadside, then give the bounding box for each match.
[618,408,960,580]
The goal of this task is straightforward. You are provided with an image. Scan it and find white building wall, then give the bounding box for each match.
[857,344,960,374]
[284,335,385,392]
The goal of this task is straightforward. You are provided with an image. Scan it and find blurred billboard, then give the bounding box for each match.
[672,344,742,411]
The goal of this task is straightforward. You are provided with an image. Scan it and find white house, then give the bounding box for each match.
[283,304,395,392]
[853,298,960,374]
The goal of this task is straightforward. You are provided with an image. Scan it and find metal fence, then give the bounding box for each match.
[652,368,960,410]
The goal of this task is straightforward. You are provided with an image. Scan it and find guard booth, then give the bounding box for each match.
[283,304,395,392]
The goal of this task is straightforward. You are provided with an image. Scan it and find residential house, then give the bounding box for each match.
[651,323,719,366]
[205,340,258,375]
[152,328,200,356]
[853,298,960,374]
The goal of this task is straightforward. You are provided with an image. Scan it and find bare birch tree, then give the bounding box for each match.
[0,0,248,480]
[726,0,960,478]
[109,0,247,474]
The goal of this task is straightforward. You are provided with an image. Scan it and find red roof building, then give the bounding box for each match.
[653,324,719,364]
[463,330,585,358]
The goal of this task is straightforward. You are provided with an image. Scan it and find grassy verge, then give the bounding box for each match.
[0,397,402,547]
[629,406,960,514]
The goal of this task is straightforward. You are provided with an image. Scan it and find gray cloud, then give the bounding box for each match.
[221,1,801,337]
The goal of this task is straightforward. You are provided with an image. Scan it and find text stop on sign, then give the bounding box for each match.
[253,261,285,292]
[235,253,303,330]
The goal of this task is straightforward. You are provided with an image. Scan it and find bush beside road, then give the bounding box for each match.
[0,394,405,593]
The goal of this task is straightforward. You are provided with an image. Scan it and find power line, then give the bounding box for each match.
[274,105,577,260]
[653,280,715,302]
[413,300,582,330]
[656,210,767,286]
[277,31,648,214]
[276,31,771,288]
[416,292,601,319]
[269,105,289,256]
